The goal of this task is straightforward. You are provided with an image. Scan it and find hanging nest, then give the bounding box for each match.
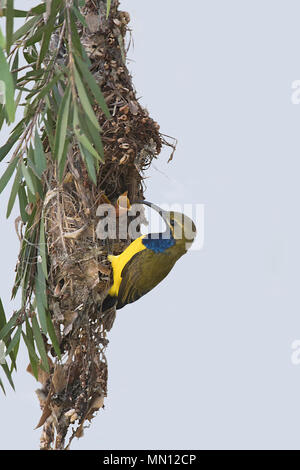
[15,0,176,450]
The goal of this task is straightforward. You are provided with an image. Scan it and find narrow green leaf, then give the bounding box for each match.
[11,50,19,86]
[30,3,47,15]
[1,362,15,390]
[38,0,62,66]
[75,128,102,161]
[34,130,47,177]
[26,144,37,175]
[31,73,62,106]
[22,329,38,380]
[0,128,22,162]
[52,83,62,109]
[0,304,18,370]
[106,0,112,18]
[6,161,20,218]
[73,106,102,161]
[26,151,43,195]
[54,85,71,164]
[75,55,110,119]
[21,161,35,195]
[24,26,44,47]
[0,5,45,17]
[5,325,21,356]
[0,104,5,130]
[44,106,55,151]
[0,378,5,394]
[12,219,37,298]
[0,25,5,49]
[38,31,51,68]
[35,264,47,334]
[25,83,44,102]
[17,183,28,222]
[0,311,18,342]
[12,16,40,43]
[83,113,104,160]
[69,9,83,55]
[36,265,47,312]
[0,156,18,194]
[23,50,37,64]
[74,67,100,131]
[5,0,13,54]
[10,332,20,371]
[31,315,49,373]
[15,90,21,109]
[46,314,61,359]
[79,143,97,185]
[39,214,48,279]
[1,8,25,17]
[71,5,88,28]
[0,46,15,122]
[0,298,6,330]
[58,139,69,182]
[76,104,104,162]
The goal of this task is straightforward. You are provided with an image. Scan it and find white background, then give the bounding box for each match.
[1,0,300,450]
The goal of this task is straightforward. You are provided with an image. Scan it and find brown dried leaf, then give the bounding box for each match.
[98,264,111,276]
[52,364,67,394]
[35,390,52,429]
[86,14,99,33]
[63,224,88,239]
[89,394,104,411]
[75,423,84,438]
[128,100,139,115]
[27,357,53,386]
[25,203,34,215]
[54,282,62,297]
[84,259,101,289]
[35,406,52,429]
[63,310,78,336]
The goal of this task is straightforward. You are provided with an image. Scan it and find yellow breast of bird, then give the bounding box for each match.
[108,236,146,297]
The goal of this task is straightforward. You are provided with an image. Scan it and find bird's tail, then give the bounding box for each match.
[102,294,117,312]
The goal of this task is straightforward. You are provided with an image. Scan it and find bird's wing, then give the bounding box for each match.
[116,249,176,309]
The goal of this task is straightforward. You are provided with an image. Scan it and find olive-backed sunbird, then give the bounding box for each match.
[102,201,196,311]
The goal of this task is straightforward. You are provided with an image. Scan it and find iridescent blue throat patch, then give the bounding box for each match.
[142,233,175,253]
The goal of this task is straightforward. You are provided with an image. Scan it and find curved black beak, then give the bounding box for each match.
[137,200,168,223]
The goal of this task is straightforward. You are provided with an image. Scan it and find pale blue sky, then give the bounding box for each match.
[1,0,300,450]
